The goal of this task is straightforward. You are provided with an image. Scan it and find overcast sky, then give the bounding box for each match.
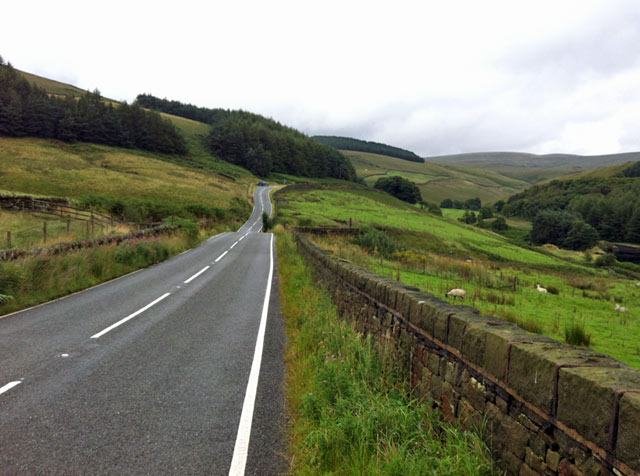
[3,0,640,157]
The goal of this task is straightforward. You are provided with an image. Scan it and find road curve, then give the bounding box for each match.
[0,185,287,475]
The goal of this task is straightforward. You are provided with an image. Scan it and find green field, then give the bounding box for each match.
[277,185,640,369]
[345,150,580,206]
[0,137,251,210]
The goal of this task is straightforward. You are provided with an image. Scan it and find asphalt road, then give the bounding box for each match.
[0,186,288,475]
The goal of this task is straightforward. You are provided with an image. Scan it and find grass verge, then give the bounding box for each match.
[0,228,212,316]
[276,226,499,475]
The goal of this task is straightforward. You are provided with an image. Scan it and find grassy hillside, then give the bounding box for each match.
[17,69,91,98]
[276,184,640,369]
[0,137,252,212]
[346,150,530,204]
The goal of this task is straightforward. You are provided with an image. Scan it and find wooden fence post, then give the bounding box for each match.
[6,231,11,248]
[43,221,47,244]
[67,217,71,233]
[90,212,95,237]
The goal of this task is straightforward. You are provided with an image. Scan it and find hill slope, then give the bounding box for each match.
[346,150,534,204]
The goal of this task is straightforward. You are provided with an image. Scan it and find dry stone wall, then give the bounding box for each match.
[294,230,640,476]
[0,226,177,262]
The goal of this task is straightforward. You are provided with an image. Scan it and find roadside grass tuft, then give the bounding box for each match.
[276,228,499,475]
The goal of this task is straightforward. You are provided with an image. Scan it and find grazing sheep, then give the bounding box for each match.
[615,303,629,312]
[536,284,548,293]
[446,288,466,300]
[635,282,640,288]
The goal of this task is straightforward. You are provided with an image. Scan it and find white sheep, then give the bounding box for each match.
[615,303,629,313]
[446,288,466,300]
[635,282,640,288]
[536,284,547,293]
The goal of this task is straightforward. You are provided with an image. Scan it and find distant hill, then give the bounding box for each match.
[425,151,640,169]
[313,135,424,163]
[344,149,568,205]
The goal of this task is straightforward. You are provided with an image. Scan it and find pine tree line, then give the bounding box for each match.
[312,135,425,163]
[137,93,357,181]
[0,59,186,155]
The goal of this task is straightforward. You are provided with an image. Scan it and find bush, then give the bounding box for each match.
[262,212,272,232]
[594,253,616,267]
[564,321,592,347]
[546,285,560,295]
[491,216,508,232]
[354,227,398,258]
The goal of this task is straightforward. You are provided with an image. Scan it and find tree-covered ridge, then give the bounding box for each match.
[503,167,640,244]
[136,94,228,125]
[312,135,424,163]
[135,93,356,181]
[208,113,356,180]
[0,59,186,155]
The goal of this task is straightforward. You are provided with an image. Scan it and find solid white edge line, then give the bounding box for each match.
[228,233,274,476]
[91,293,171,339]
[184,265,210,284]
[0,381,21,395]
[215,250,229,263]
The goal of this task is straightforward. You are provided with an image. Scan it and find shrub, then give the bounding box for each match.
[564,321,592,347]
[546,285,560,295]
[354,227,398,258]
[262,212,272,232]
[594,253,616,267]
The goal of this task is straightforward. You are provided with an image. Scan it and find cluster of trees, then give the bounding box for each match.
[373,176,422,204]
[312,135,424,163]
[136,93,356,180]
[207,112,356,180]
[504,172,640,245]
[0,59,186,154]
[440,197,482,210]
[530,210,599,251]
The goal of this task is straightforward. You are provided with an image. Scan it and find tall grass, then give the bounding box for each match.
[276,227,498,475]
[0,232,195,315]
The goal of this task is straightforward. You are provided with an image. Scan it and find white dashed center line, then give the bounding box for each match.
[91,293,171,339]
[0,381,22,396]
[215,250,229,263]
[184,266,210,284]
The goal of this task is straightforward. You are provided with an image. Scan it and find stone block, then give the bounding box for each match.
[525,447,545,473]
[499,415,530,459]
[509,341,623,416]
[480,321,527,382]
[428,353,441,375]
[447,309,482,353]
[615,391,640,471]
[529,433,547,459]
[557,367,640,450]
[546,449,560,472]
[520,462,539,476]
[457,397,483,431]
[461,369,487,410]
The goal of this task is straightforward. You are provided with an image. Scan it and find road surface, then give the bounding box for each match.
[0,185,287,475]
